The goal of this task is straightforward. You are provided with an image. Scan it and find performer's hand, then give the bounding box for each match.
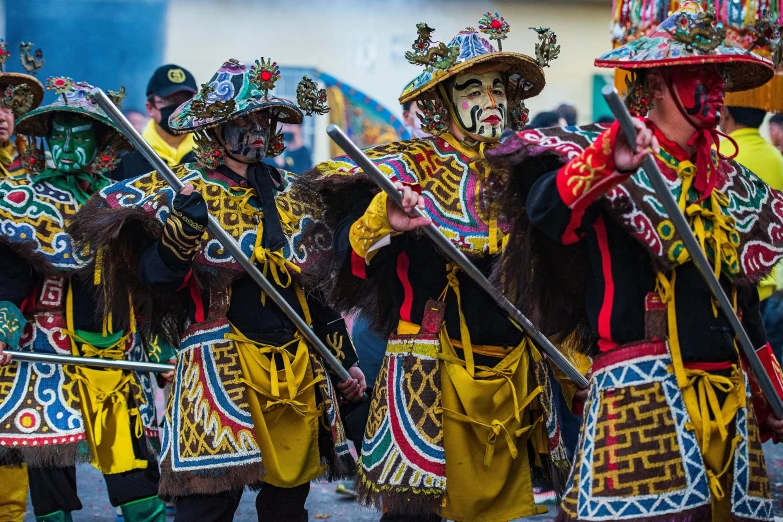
[160,357,176,383]
[573,372,592,403]
[336,365,367,403]
[179,182,195,196]
[765,414,783,440]
[614,118,659,173]
[387,182,431,232]
[0,341,10,366]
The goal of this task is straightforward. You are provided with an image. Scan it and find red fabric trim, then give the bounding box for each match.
[176,269,193,292]
[561,206,585,245]
[683,360,733,371]
[351,250,367,280]
[396,251,413,323]
[555,122,623,210]
[592,341,669,372]
[20,285,38,314]
[594,216,616,351]
[188,276,205,323]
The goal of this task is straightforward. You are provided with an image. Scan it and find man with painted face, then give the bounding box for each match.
[297,18,586,522]
[489,3,783,520]
[0,81,166,522]
[71,59,364,522]
[113,64,198,181]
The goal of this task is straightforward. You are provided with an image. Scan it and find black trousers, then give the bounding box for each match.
[173,482,310,522]
[27,436,160,516]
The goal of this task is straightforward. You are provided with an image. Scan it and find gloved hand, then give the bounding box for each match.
[158,182,208,268]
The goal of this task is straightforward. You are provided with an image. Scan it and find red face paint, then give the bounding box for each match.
[669,65,726,129]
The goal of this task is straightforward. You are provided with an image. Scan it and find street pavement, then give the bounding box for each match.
[21,441,783,521]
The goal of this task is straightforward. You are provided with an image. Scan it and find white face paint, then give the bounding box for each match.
[450,71,507,143]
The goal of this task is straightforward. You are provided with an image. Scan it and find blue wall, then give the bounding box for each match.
[6,0,169,112]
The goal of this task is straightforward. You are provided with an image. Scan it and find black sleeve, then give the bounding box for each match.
[309,294,359,371]
[526,169,601,244]
[334,191,405,279]
[138,240,191,291]
[739,284,767,349]
[0,243,35,306]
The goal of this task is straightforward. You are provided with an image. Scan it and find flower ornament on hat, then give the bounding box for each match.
[15,79,132,175]
[0,40,45,120]
[400,13,557,141]
[170,57,329,169]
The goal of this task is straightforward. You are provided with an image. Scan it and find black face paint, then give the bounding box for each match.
[220,116,270,163]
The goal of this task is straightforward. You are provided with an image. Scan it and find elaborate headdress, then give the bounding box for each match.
[398,13,559,134]
[169,58,329,168]
[0,40,45,119]
[605,0,779,111]
[15,80,131,174]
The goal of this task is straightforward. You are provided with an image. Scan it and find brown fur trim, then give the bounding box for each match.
[354,467,443,516]
[158,460,265,499]
[21,440,92,468]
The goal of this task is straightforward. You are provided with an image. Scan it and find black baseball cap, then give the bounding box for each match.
[146,64,198,98]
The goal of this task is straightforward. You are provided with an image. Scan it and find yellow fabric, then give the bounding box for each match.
[65,284,146,474]
[725,128,783,298]
[657,270,743,517]
[229,326,325,487]
[0,141,15,178]
[439,328,547,521]
[349,191,397,263]
[0,464,27,521]
[142,119,195,167]
[549,331,593,408]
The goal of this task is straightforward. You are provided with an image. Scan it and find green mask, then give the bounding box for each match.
[48,116,98,173]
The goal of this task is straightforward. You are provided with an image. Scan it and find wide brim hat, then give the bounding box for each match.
[169,59,304,134]
[15,80,133,150]
[595,2,773,92]
[399,29,546,105]
[0,72,44,111]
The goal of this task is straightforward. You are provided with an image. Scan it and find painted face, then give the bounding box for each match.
[219,111,271,163]
[669,65,727,129]
[450,71,507,143]
[0,108,15,144]
[48,115,98,173]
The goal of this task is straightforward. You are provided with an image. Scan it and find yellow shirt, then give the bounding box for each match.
[141,119,195,167]
[725,128,783,299]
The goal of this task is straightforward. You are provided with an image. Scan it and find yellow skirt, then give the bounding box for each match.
[232,329,324,488]
[439,331,548,522]
[0,464,27,521]
[72,366,147,474]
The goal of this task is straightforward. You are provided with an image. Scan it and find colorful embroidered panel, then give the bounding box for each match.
[563,344,711,520]
[313,137,504,254]
[510,125,783,280]
[359,335,446,507]
[99,164,328,273]
[0,173,90,271]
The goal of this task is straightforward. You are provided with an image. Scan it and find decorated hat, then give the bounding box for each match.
[399,13,559,105]
[0,40,45,118]
[595,1,774,92]
[15,78,132,150]
[169,58,330,134]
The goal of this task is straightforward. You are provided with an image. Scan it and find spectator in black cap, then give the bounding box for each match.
[114,64,198,180]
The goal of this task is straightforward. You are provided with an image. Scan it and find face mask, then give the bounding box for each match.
[220,112,271,163]
[450,71,507,143]
[669,65,727,129]
[157,105,178,135]
[283,132,294,142]
[48,116,98,173]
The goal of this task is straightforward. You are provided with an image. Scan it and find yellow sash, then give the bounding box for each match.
[64,284,147,474]
[228,326,325,487]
